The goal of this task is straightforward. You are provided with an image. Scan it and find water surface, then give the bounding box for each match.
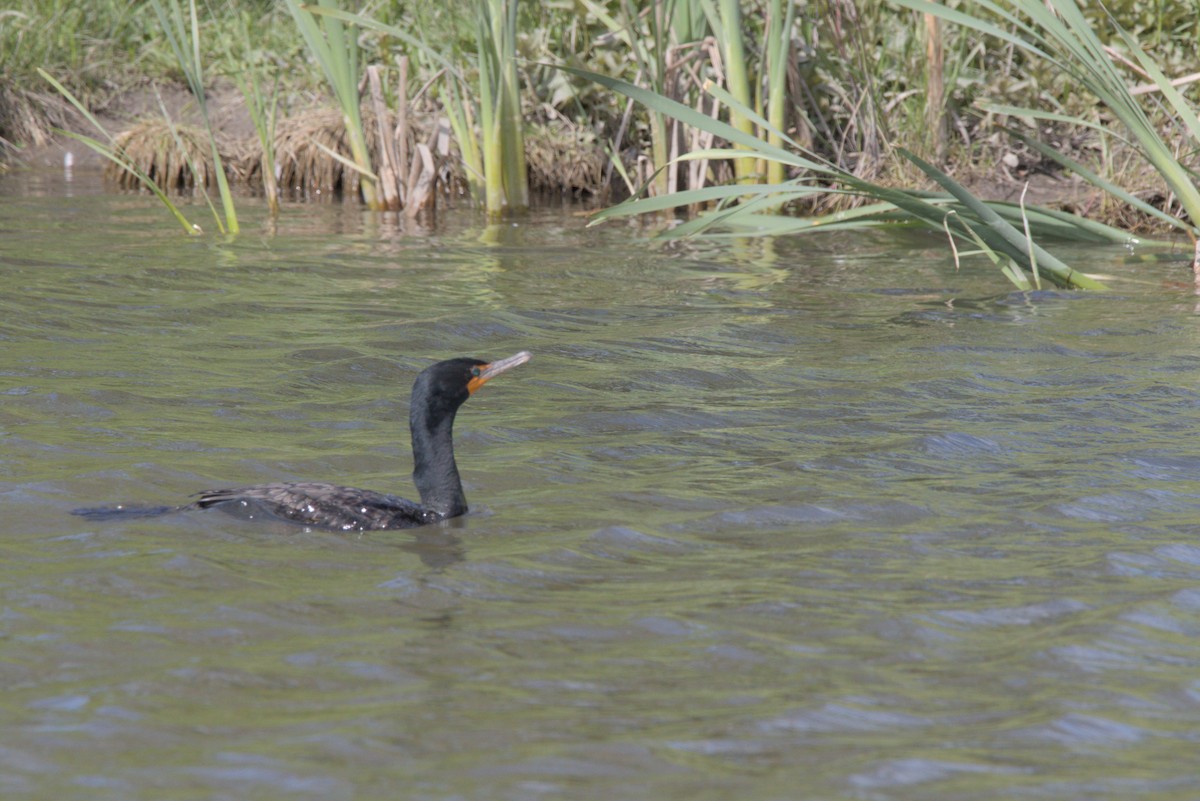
[3,168,1200,800]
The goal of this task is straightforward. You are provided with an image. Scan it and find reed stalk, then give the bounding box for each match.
[562,64,1114,289]
[366,65,402,210]
[892,0,1200,273]
[37,69,199,235]
[924,10,946,159]
[475,0,509,213]
[441,74,486,204]
[230,10,280,215]
[715,0,756,183]
[579,0,678,197]
[488,0,528,212]
[285,0,379,209]
[642,0,671,198]
[764,0,795,186]
[151,0,238,233]
[395,56,410,205]
[305,1,527,216]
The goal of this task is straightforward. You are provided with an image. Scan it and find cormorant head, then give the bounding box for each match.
[411,351,532,421]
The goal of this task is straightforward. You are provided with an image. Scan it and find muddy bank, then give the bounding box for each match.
[8,79,1117,220]
[12,79,607,204]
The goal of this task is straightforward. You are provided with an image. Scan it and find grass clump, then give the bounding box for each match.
[106,118,218,191]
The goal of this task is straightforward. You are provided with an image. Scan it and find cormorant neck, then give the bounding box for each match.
[410,401,467,518]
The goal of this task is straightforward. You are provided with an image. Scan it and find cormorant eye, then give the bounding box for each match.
[470,366,481,377]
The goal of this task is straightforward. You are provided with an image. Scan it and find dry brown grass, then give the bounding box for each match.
[526,121,607,197]
[249,106,612,204]
[266,107,353,198]
[256,106,423,199]
[0,84,67,164]
[107,117,225,191]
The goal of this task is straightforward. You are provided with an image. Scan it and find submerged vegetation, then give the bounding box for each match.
[3,0,1200,284]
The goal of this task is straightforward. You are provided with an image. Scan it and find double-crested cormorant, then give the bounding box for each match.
[73,351,531,531]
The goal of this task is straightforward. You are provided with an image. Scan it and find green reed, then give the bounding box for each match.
[37,69,199,235]
[472,0,528,214]
[715,0,755,183]
[893,0,1200,273]
[285,0,379,209]
[564,64,1114,290]
[577,0,697,197]
[306,0,528,216]
[151,0,239,234]
[764,0,796,186]
[229,6,280,216]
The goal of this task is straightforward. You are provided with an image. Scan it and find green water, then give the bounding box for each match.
[4,168,1200,800]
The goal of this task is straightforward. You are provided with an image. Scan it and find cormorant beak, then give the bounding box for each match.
[467,350,532,395]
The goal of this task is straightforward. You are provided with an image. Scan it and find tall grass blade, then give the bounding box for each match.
[948,211,1034,290]
[491,0,527,211]
[715,0,756,182]
[979,197,1145,244]
[230,6,280,215]
[285,0,378,208]
[441,74,485,203]
[1018,183,1041,289]
[476,0,502,213]
[898,148,1105,289]
[1114,26,1200,145]
[566,58,1110,288]
[764,0,795,186]
[151,0,238,234]
[311,140,379,180]
[37,68,198,235]
[1004,130,1182,233]
[895,0,1200,257]
[153,90,227,234]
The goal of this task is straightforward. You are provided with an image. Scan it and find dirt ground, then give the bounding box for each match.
[17,81,254,171]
